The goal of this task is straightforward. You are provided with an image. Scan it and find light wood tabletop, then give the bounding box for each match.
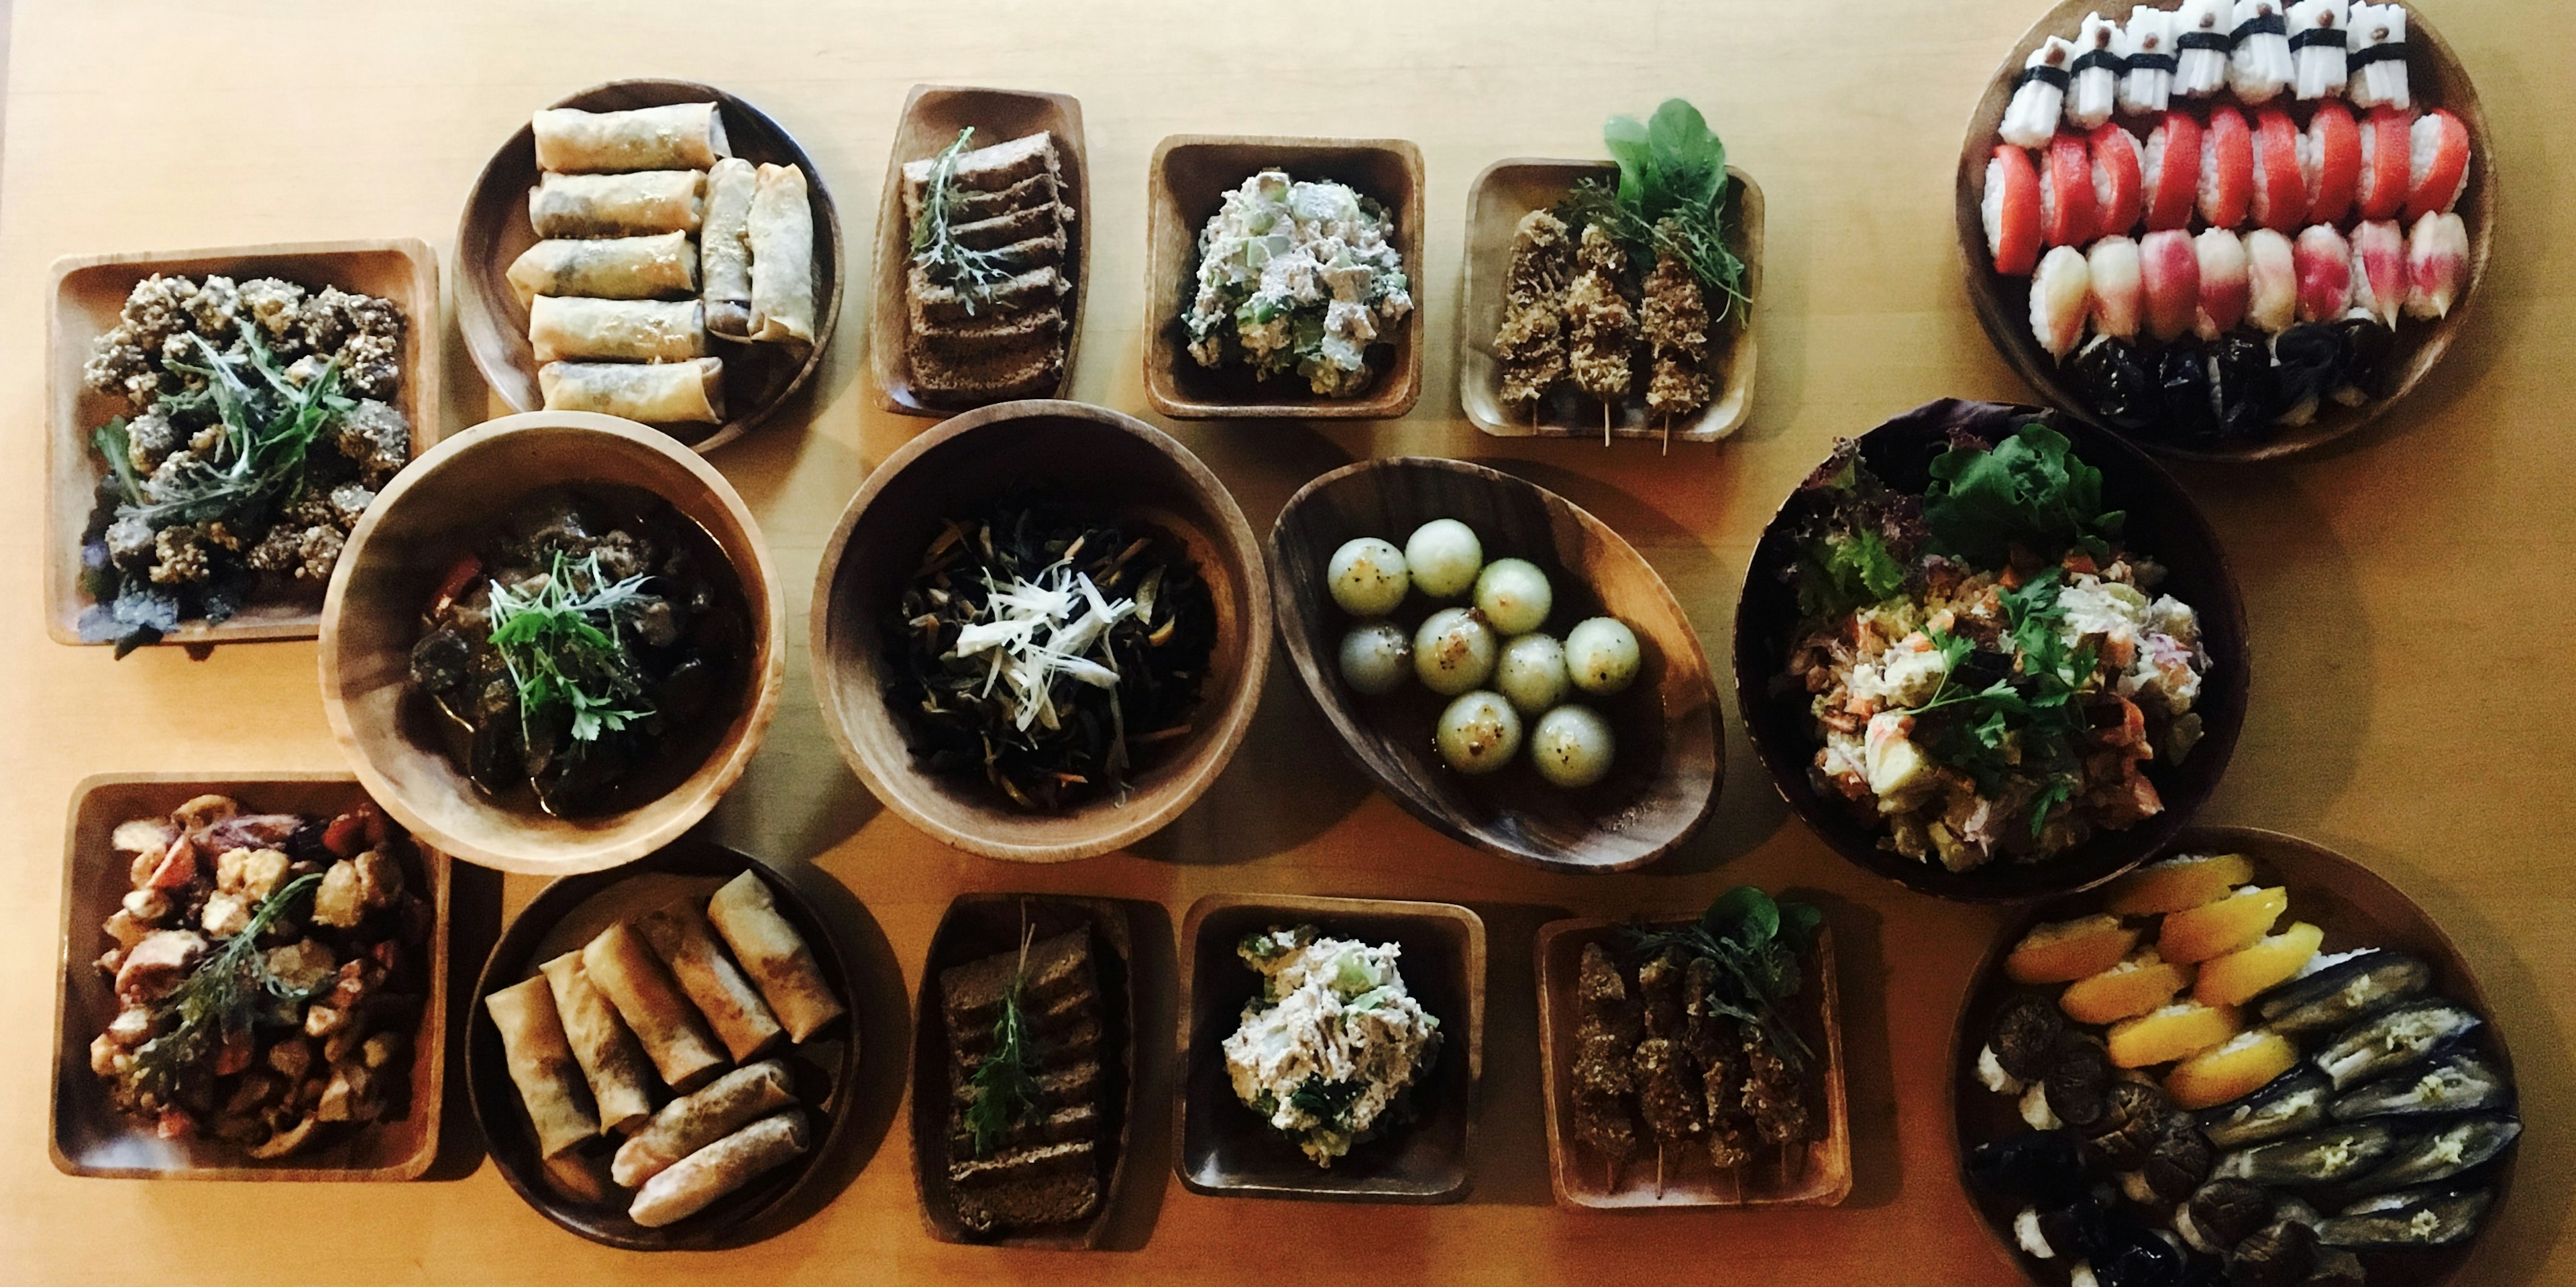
[3,1,2570,1282]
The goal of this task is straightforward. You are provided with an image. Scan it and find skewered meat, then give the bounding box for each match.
[1639,225,1712,422]
[1570,943,1641,1168]
[1637,948,1686,1039]
[1495,209,1572,416]
[1564,225,1635,405]
[1634,1037,1705,1156]
[1683,956,1752,1170]
[1741,1036,1810,1150]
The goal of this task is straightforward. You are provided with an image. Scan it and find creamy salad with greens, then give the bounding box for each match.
[1222,925,1442,1167]
[1183,172,1413,398]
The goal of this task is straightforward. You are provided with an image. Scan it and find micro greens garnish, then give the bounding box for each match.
[1557,99,1752,321]
[485,551,658,748]
[129,873,325,1103]
[909,127,1025,313]
[131,324,350,526]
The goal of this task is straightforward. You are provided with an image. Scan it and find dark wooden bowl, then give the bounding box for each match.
[1956,1,2493,463]
[465,839,861,1249]
[909,895,1136,1248]
[455,78,844,454]
[1270,457,1722,872]
[810,399,1271,863]
[1143,135,1425,420]
[1733,399,2249,902]
[1177,894,1483,1203]
[869,85,1088,416]
[1951,826,2521,1285]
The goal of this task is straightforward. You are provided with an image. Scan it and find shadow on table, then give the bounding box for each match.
[1463,899,1571,1209]
[1790,887,1901,1211]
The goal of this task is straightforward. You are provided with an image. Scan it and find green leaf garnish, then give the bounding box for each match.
[1923,421,2127,568]
[909,127,1029,313]
[485,551,658,748]
[129,873,325,1103]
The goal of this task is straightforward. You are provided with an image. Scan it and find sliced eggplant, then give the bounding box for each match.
[2348,1113,2520,1195]
[2314,999,2483,1090]
[2259,950,2431,1037]
[2213,1123,2398,1187]
[2226,1218,2316,1287]
[2332,1051,2512,1123]
[2314,1185,2493,1249]
[2198,1066,2334,1151]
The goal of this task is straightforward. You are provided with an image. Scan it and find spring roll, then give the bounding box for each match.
[538,950,655,1135]
[637,900,784,1062]
[629,1111,808,1228]
[611,1060,797,1188]
[581,921,729,1093]
[529,170,705,237]
[506,231,698,307]
[533,102,731,174]
[484,975,598,1158]
[701,158,757,337]
[539,358,724,425]
[745,162,816,345]
[527,296,706,364]
[706,871,846,1042]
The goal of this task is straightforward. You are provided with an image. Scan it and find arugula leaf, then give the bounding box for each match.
[1642,99,1726,214]
[1924,422,2126,567]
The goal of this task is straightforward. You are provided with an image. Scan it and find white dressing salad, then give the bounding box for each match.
[1221,925,1442,1166]
[1184,172,1413,397]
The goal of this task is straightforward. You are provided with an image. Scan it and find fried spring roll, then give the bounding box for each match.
[506,231,698,307]
[538,357,724,425]
[484,975,598,1157]
[533,102,731,174]
[538,950,655,1135]
[637,900,784,1062]
[581,921,729,1093]
[527,296,706,364]
[610,1059,798,1188]
[701,158,757,337]
[745,162,816,345]
[529,170,705,237]
[628,1111,808,1228]
[706,871,845,1042]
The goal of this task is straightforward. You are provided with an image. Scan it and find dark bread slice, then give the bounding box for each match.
[949,1137,1095,1190]
[953,1015,1104,1080]
[908,265,1068,328]
[949,1101,1100,1155]
[941,927,1093,1030]
[953,1170,1100,1234]
[949,1058,1102,1111]
[952,981,1096,1057]
[947,201,1070,252]
[908,340,1063,406]
[915,306,1065,359]
[901,132,1061,227]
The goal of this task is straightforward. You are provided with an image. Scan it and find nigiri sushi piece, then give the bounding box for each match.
[1984,146,2045,276]
[2031,245,2094,360]
[2067,13,2125,129]
[2141,229,2202,341]
[2195,229,2252,338]
[2245,227,2299,333]
[2404,108,2471,221]
[2288,0,2351,101]
[2229,0,2296,103]
[2090,123,2144,235]
[2347,2,2412,110]
[2356,105,2413,219]
[2004,36,2080,148]
[2200,106,2254,229]
[2249,108,2308,232]
[2174,0,2234,97]
[2141,112,2203,231]
[2089,235,2145,339]
[2349,218,2406,326]
[2041,131,2100,248]
[2404,210,2467,319]
[2302,101,2362,226]
[2119,7,2176,115]
[2295,223,2355,323]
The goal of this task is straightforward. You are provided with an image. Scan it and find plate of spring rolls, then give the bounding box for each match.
[458,80,843,454]
[467,839,856,1248]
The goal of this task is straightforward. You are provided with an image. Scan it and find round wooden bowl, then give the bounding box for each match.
[1949,826,2521,1285]
[1734,398,2249,902]
[810,399,1271,862]
[455,78,845,454]
[1270,457,1723,873]
[319,410,786,875]
[1955,1,2493,463]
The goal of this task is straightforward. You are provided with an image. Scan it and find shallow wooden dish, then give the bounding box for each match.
[320,410,786,876]
[44,239,443,648]
[910,894,1136,1248]
[466,839,859,1249]
[869,85,1088,416]
[1270,456,1722,872]
[1177,894,1483,1203]
[1735,398,2249,902]
[1951,826,2521,1285]
[810,399,1270,862]
[1534,918,1851,1209]
[1955,1,2493,463]
[1460,160,1763,442]
[50,772,450,1181]
[1142,135,1425,420]
[455,78,843,454]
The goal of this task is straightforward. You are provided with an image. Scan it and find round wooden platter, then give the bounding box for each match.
[808,399,1271,863]
[1954,1,2494,463]
[1270,457,1722,873]
[1949,826,2522,1286]
[465,839,863,1251]
[1733,399,2250,903]
[455,78,845,454]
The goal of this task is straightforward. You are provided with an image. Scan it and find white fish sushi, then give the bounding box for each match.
[2031,244,2094,360]
[2229,0,2295,103]
[2004,37,2081,148]
[2245,226,2299,333]
[2348,219,2406,326]
[2347,3,2412,109]
[2404,210,2467,320]
[2294,223,2355,323]
[2140,229,2201,341]
[2194,228,2252,339]
[2119,7,2176,115]
[2066,13,2125,130]
[2288,0,2350,101]
[2088,235,2145,340]
[2174,0,2234,98]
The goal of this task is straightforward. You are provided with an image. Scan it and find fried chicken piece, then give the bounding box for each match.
[1633,1037,1705,1150]
[1562,225,1635,405]
[1682,956,1752,1170]
[1741,1036,1811,1151]
[1637,948,1687,1039]
[1639,225,1713,421]
[1570,943,1641,1168]
[1495,209,1572,416]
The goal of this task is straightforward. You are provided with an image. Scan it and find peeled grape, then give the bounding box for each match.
[1326,537,1409,617]
[1564,617,1642,695]
[1529,705,1615,788]
[1412,607,1497,695]
[1472,557,1552,636]
[1336,621,1411,695]
[1435,691,1521,775]
[1493,633,1569,714]
[1404,519,1484,599]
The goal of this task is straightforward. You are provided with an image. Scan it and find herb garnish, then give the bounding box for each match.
[964,925,1044,1158]
[1923,422,2125,568]
[486,551,658,748]
[129,873,325,1103]
[1288,1076,1367,1129]
[909,127,1024,313]
[1628,886,1823,1074]
[1906,571,2100,838]
[1558,99,1752,322]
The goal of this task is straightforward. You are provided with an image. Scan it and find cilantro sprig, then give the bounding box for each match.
[1903,570,2099,838]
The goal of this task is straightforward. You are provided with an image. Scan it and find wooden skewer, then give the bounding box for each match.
[1603,401,1612,448]
[1654,1145,1666,1197]
[1661,416,1670,455]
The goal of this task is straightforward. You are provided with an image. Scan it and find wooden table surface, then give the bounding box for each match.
[3,1,2570,1282]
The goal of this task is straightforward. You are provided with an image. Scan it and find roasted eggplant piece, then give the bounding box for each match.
[2048,1034,2116,1130]
[1970,1129,2088,1203]
[1994,995,2067,1083]
[2155,336,2216,441]
[2314,999,2482,1090]
[2038,1197,2115,1262]
[2208,331,2275,441]
[2349,1113,2520,1195]
[2178,1179,2275,1255]
[2331,1051,2512,1123]
[2267,324,2345,429]
[2199,1066,2334,1151]
[2226,1218,2316,1287]
[2315,1184,2493,1249]
[2213,1124,2398,1188]
[2330,319,2394,406]
[2259,950,2430,1037]
[2302,1247,2365,1287]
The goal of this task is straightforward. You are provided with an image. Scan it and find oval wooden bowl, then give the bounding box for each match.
[466,840,862,1250]
[1733,399,2249,902]
[320,410,786,876]
[1269,457,1721,872]
[1949,826,2521,1285]
[455,78,845,454]
[810,400,1271,862]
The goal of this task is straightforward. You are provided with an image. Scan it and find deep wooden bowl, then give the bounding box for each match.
[910,895,1136,1248]
[1460,160,1764,443]
[810,399,1271,863]
[1956,1,2493,463]
[45,239,442,647]
[50,773,449,1181]
[1177,894,1483,1203]
[455,78,844,454]
[319,410,786,876]
[466,840,860,1249]
[1734,399,2249,902]
[1951,826,2520,1285]
[869,85,1088,416]
[1269,457,1723,872]
[1142,135,1426,420]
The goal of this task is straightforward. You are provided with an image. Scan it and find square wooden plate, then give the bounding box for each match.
[1177,893,1481,1202]
[1143,135,1425,420]
[1532,917,1849,1209]
[45,239,443,648]
[1458,160,1762,443]
[51,772,451,1180]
